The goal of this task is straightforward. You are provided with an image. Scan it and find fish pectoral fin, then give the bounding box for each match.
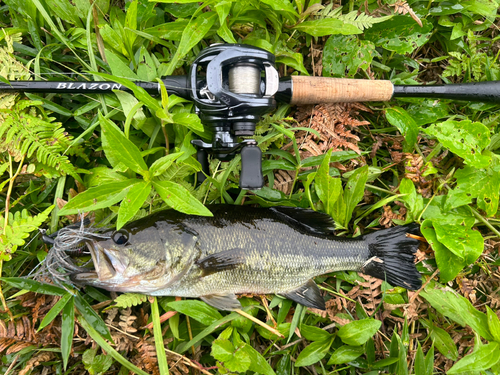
[280,279,325,310]
[201,293,241,311]
[270,206,336,235]
[196,248,246,277]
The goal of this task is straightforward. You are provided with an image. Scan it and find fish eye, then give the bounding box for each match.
[111,230,129,245]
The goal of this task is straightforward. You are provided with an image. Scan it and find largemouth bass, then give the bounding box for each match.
[47,205,421,310]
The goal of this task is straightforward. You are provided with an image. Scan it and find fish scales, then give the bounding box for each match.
[56,205,422,310]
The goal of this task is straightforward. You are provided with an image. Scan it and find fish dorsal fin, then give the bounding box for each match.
[196,248,246,277]
[201,293,241,311]
[280,279,325,310]
[270,207,335,235]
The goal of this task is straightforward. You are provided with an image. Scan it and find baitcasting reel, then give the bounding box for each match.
[189,44,279,190]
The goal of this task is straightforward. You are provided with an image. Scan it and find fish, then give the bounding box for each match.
[44,205,422,311]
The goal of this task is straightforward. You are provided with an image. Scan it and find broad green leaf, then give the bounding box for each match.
[445,161,500,216]
[260,0,297,15]
[406,100,449,126]
[165,11,217,75]
[38,293,73,331]
[100,113,148,175]
[486,306,500,342]
[364,16,433,54]
[385,107,419,152]
[315,149,342,216]
[323,34,376,78]
[327,345,364,365]
[423,120,491,168]
[399,178,423,220]
[142,19,189,40]
[74,294,113,341]
[234,333,276,375]
[150,152,184,177]
[167,300,223,326]
[85,167,129,188]
[1,277,66,296]
[295,337,334,367]
[294,18,362,37]
[338,319,381,346]
[433,220,484,264]
[117,181,151,229]
[462,0,499,16]
[172,112,204,133]
[58,180,139,215]
[78,316,149,375]
[61,297,75,370]
[421,220,466,283]
[448,342,500,374]
[420,281,493,341]
[211,339,251,373]
[300,324,333,342]
[420,320,458,360]
[105,49,139,80]
[344,165,369,226]
[152,180,212,216]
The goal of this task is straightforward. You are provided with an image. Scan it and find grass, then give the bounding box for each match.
[1,0,500,374]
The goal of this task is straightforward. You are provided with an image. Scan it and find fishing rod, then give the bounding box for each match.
[2,43,500,189]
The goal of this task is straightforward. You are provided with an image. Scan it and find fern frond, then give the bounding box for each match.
[112,293,148,309]
[0,206,54,261]
[0,100,78,177]
[339,11,393,31]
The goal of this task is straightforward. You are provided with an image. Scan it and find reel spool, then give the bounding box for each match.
[189,44,279,190]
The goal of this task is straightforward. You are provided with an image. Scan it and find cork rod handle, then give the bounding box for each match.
[289,76,394,104]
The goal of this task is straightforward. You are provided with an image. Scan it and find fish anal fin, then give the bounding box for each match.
[280,279,325,310]
[201,293,241,311]
[196,248,246,277]
[270,206,335,235]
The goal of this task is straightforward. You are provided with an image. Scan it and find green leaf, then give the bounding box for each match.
[486,306,500,342]
[343,165,369,226]
[448,342,500,374]
[406,100,449,126]
[294,18,362,37]
[167,300,223,326]
[327,345,364,365]
[445,161,500,216]
[414,342,426,375]
[399,178,423,220]
[323,34,376,78]
[234,333,276,375]
[338,319,381,346]
[260,0,298,15]
[38,292,73,331]
[151,297,169,375]
[420,281,493,341]
[78,315,149,375]
[300,324,333,342]
[165,11,217,75]
[61,297,75,370]
[295,337,334,367]
[117,181,151,229]
[421,220,466,283]
[211,338,251,373]
[150,152,184,177]
[385,107,419,152]
[364,16,433,54]
[423,120,491,168]
[172,112,203,133]
[99,113,148,175]
[152,180,212,217]
[105,49,139,80]
[315,149,342,217]
[74,294,113,341]
[58,179,139,215]
[1,277,66,296]
[433,220,483,264]
[420,320,458,360]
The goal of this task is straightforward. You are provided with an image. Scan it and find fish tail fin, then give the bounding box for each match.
[361,224,422,290]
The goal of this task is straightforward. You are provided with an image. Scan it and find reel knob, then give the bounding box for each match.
[240,143,263,190]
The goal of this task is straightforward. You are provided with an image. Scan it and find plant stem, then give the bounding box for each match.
[470,206,500,238]
[4,154,25,235]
